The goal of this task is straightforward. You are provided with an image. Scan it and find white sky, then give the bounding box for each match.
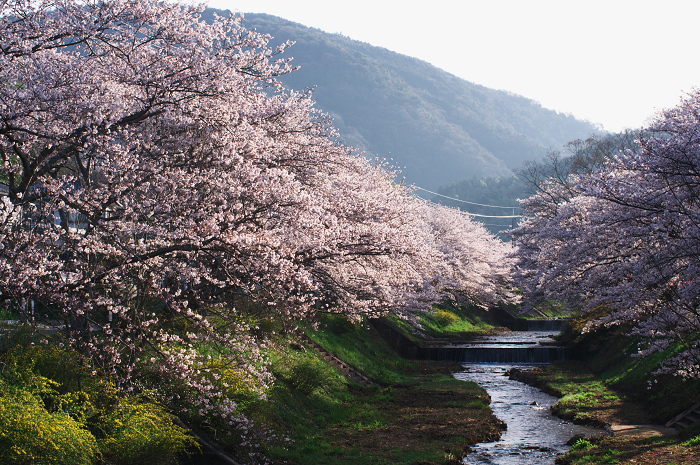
[206,0,700,133]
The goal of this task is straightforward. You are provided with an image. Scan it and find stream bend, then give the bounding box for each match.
[453,330,602,464]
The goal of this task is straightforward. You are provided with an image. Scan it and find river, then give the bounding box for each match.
[450,328,603,464]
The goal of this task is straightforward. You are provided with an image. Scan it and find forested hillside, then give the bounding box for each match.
[220,11,602,190]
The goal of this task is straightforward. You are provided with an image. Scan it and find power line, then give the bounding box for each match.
[467,213,522,219]
[413,186,521,210]
[412,186,523,218]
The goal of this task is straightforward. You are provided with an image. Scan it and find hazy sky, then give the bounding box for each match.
[206,0,700,133]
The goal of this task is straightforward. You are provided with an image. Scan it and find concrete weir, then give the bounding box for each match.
[419,344,568,364]
[418,320,570,364]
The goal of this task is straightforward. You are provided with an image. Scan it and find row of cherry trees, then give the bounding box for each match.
[512,91,700,378]
[0,0,514,428]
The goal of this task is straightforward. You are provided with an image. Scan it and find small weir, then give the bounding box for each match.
[435,320,603,465]
[525,319,567,332]
[419,329,569,365]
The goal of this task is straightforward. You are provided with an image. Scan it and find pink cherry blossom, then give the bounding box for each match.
[0,0,516,443]
[512,90,700,378]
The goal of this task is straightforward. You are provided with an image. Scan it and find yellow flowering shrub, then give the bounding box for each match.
[1,344,195,465]
[1,345,102,420]
[97,400,198,465]
[205,359,264,405]
[0,387,99,465]
[6,345,93,394]
[434,309,460,327]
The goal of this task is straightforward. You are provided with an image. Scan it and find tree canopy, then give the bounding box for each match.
[512,95,700,378]
[0,0,515,434]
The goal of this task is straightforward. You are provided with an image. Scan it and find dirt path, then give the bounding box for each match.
[607,424,678,438]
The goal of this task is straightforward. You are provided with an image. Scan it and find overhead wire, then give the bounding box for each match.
[412,186,523,219]
[413,186,521,210]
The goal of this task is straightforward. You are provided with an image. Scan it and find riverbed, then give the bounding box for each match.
[453,330,603,464]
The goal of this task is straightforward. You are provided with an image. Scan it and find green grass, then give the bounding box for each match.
[560,434,699,465]
[260,371,501,465]
[418,303,498,338]
[249,312,505,464]
[529,300,571,318]
[0,305,506,465]
[580,327,700,422]
[380,302,501,344]
[526,312,700,464]
[308,314,415,385]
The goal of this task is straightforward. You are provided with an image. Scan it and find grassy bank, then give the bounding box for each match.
[0,305,506,465]
[251,311,506,464]
[513,310,700,464]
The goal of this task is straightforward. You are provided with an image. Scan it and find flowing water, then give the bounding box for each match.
[450,328,603,464]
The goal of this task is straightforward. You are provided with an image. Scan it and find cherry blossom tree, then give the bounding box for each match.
[512,91,700,378]
[0,1,518,442]
[1,0,310,427]
[0,0,414,420]
[415,202,515,309]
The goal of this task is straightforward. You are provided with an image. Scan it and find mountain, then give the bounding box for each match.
[207,10,601,190]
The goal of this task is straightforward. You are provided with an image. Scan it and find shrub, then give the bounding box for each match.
[20,345,87,392]
[96,400,198,465]
[1,344,107,419]
[205,362,263,407]
[0,387,99,465]
[434,309,459,327]
[288,359,333,395]
[0,343,196,465]
[0,305,19,320]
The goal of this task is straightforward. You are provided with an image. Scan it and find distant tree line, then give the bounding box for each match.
[434,131,642,239]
